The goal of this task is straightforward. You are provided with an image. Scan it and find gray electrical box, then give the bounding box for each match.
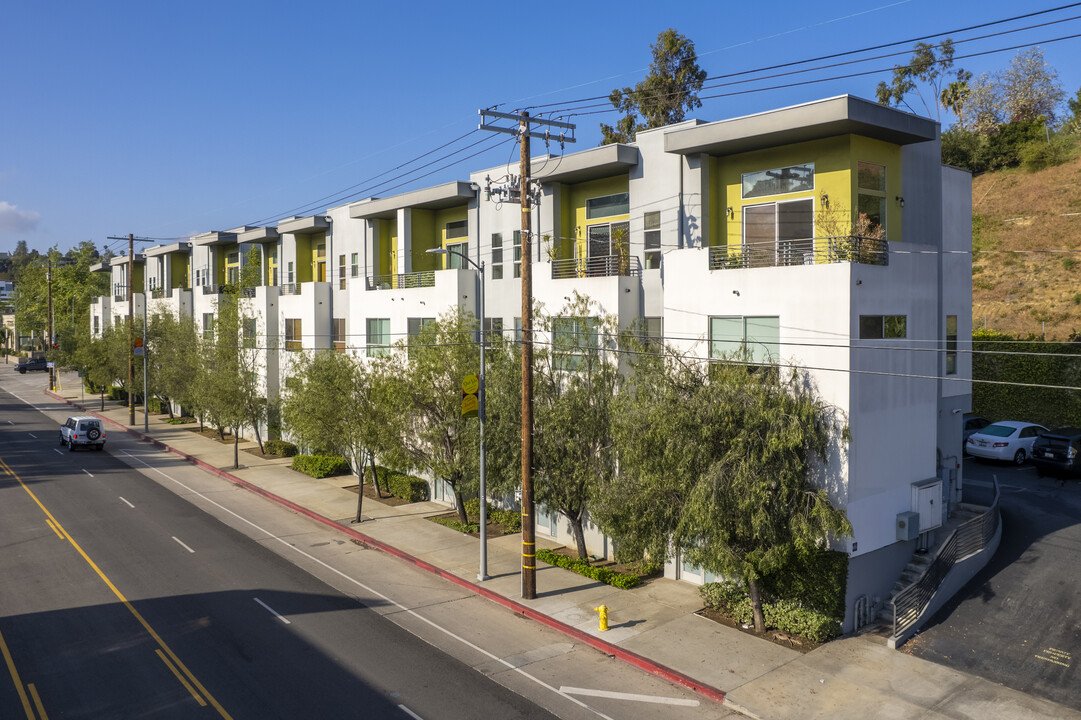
[897,511,920,542]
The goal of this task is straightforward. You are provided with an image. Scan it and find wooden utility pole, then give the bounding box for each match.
[477,108,575,601]
[127,233,135,425]
[519,112,536,599]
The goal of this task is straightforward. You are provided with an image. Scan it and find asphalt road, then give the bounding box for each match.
[0,373,730,720]
[903,457,1081,710]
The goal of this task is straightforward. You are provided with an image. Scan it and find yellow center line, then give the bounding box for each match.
[27,683,49,720]
[0,455,234,720]
[44,518,64,540]
[0,626,35,720]
[156,650,207,706]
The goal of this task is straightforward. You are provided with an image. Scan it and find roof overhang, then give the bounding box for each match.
[664,95,938,157]
[349,181,476,220]
[144,241,192,258]
[238,226,280,243]
[108,254,145,267]
[90,261,110,273]
[532,143,638,184]
[191,231,237,247]
[276,215,329,235]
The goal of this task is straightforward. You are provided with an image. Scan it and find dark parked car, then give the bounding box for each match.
[962,414,992,453]
[1033,427,1081,478]
[14,357,48,374]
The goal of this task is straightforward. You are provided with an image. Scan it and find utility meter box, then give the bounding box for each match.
[897,511,920,542]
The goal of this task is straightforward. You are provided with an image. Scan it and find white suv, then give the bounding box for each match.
[59,416,106,451]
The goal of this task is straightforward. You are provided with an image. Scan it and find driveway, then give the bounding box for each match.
[902,458,1081,709]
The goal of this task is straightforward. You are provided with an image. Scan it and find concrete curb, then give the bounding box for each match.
[46,391,728,706]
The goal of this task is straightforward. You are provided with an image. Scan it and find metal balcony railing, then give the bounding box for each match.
[279,283,302,296]
[891,478,1000,644]
[708,236,889,270]
[151,287,176,299]
[201,284,222,295]
[551,255,642,280]
[365,271,436,291]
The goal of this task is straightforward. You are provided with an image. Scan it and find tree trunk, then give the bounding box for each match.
[252,420,264,454]
[569,513,588,559]
[368,451,384,498]
[748,578,766,633]
[452,484,469,525]
[100,388,105,412]
[233,429,239,469]
[353,460,364,523]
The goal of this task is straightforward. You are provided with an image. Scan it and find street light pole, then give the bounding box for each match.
[427,246,488,581]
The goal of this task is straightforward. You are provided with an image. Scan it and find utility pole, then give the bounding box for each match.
[109,233,150,426]
[46,260,54,391]
[479,108,574,600]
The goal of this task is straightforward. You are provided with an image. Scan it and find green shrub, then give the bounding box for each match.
[698,581,842,643]
[165,416,196,425]
[265,439,298,457]
[462,499,523,531]
[535,548,642,589]
[364,465,429,502]
[760,548,849,622]
[147,397,165,414]
[431,516,479,534]
[108,386,127,402]
[291,454,350,479]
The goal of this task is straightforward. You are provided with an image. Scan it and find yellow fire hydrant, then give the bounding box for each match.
[594,605,609,632]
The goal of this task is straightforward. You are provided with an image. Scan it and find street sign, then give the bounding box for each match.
[461,374,479,418]
[134,347,144,356]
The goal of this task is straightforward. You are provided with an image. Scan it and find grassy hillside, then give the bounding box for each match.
[970,151,1081,340]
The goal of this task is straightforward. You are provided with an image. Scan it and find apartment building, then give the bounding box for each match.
[88,95,972,631]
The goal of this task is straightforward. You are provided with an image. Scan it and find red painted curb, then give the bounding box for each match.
[47,391,727,705]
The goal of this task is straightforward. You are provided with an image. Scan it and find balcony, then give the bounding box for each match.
[201,284,222,295]
[708,236,889,271]
[279,283,302,296]
[551,255,641,280]
[365,271,436,291]
[151,287,175,299]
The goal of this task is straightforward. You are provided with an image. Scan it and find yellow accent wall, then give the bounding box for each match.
[169,254,189,289]
[377,219,396,277]
[436,205,468,269]
[410,209,437,272]
[711,134,902,250]
[223,242,240,284]
[294,233,320,284]
[560,175,630,261]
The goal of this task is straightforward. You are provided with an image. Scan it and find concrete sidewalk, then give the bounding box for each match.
[40,374,1081,720]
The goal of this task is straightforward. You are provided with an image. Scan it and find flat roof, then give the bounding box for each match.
[191,231,237,247]
[349,181,476,220]
[144,241,192,258]
[237,226,280,243]
[531,143,639,184]
[664,95,938,156]
[276,215,329,234]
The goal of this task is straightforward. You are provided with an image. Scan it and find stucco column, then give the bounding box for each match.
[397,208,412,275]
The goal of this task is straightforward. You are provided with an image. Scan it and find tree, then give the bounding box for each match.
[149,313,201,418]
[876,40,969,123]
[596,349,851,632]
[999,48,1064,125]
[1064,85,1081,134]
[600,29,707,145]
[379,309,481,525]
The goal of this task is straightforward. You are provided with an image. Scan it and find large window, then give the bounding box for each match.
[859,315,906,339]
[202,313,215,340]
[742,163,814,199]
[285,318,302,351]
[338,255,347,290]
[332,318,346,352]
[709,316,780,365]
[585,192,629,219]
[552,317,599,371]
[644,211,661,269]
[484,317,504,343]
[367,318,391,357]
[587,221,629,260]
[226,251,240,286]
[447,242,468,270]
[946,315,958,375]
[513,231,522,278]
[857,161,887,239]
[445,220,468,240]
[491,233,504,280]
[743,199,814,265]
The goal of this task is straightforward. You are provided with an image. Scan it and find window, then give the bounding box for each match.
[639,317,663,351]
[857,161,886,239]
[946,315,958,375]
[226,251,240,286]
[552,317,599,371]
[367,318,391,357]
[491,233,504,280]
[286,261,294,285]
[586,193,629,219]
[859,315,907,339]
[285,318,302,351]
[587,221,629,261]
[407,317,435,346]
[447,242,468,270]
[484,317,504,343]
[338,255,347,290]
[644,212,661,269]
[513,231,522,278]
[709,316,779,365]
[242,318,257,349]
[742,163,814,199]
[351,252,359,278]
[93,316,100,334]
[743,199,813,265]
[514,317,522,342]
[445,220,468,240]
[202,313,215,340]
[332,318,346,352]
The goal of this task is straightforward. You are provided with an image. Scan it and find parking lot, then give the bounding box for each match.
[903,456,1081,709]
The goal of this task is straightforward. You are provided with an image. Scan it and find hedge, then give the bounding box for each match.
[464,498,522,532]
[364,465,429,503]
[291,454,350,479]
[760,548,848,623]
[699,580,842,643]
[265,439,298,457]
[535,548,648,590]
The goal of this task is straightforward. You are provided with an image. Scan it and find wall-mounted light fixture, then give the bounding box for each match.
[726,206,733,218]
[895,196,905,208]
[821,193,830,208]
[732,290,740,296]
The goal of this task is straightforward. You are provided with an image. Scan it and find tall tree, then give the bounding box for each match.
[998,48,1064,125]
[596,349,851,632]
[601,29,707,145]
[876,40,969,123]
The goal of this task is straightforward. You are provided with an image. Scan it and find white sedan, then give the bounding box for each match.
[966,421,1048,465]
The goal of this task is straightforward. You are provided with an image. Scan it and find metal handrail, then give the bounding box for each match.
[201,284,222,295]
[551,255,641,280]
[365,271,436,290]
[708,235,889,270]
[279,283,302,296]
[891,477,1000,641]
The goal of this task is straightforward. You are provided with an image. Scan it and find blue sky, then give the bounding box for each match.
[2,0,1079,254]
